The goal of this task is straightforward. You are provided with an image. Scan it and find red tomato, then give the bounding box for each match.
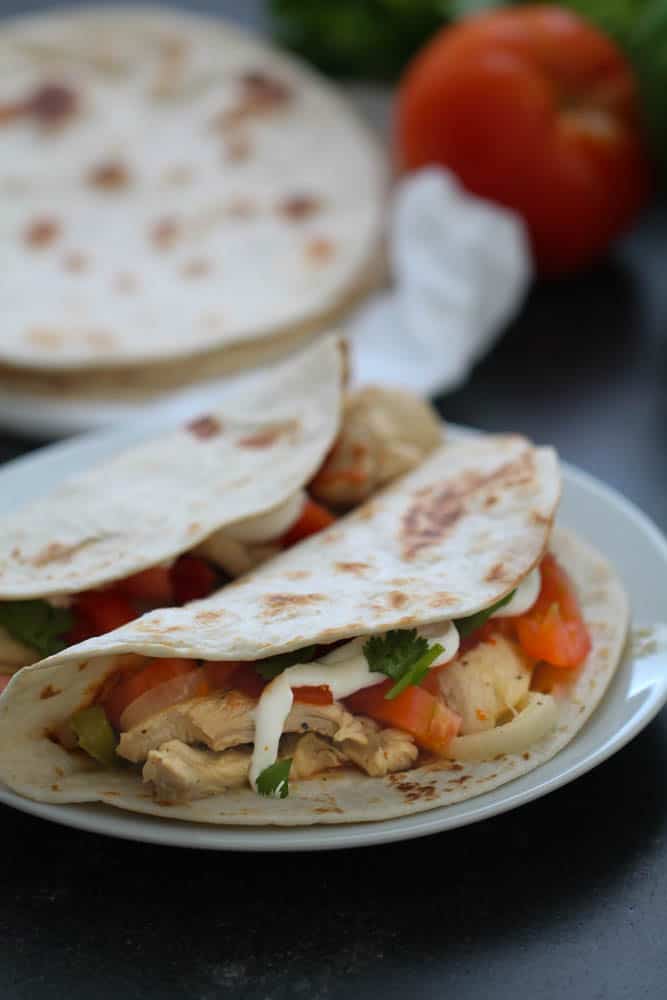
[102,658,198,730]
[281,499,336,547]
[0,675,11,694]
[229,665,266,700]
[345,680,460,754]
[396,6,651,274]
[70,590,137,641]
[515,553,591,667]
[292,685,334,706]
[170,555,218,605]
[203,661,241,689]
[116,566,173,605]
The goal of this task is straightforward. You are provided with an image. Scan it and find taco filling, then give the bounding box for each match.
[58,552,590,803]
[0,381,442,674]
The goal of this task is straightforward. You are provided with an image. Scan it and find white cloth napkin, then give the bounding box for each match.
[348,168,532,396]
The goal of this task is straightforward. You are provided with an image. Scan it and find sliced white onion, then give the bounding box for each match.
[119,670,206,731]
[447,692,557,761]
[224,490,305,544]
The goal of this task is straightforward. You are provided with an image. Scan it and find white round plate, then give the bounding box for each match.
[0,422,666,849]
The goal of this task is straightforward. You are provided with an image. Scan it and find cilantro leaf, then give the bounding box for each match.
[454,591,516,639]
[256,758,292,798]
[0,600,72,658]
[363,629,444,700]
[255,645,318,681]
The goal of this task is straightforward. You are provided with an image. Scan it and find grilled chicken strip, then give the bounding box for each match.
[436,635,532,735]
[144,732,348,803]
[339,718,418,777]
[144,742,251,803]
[118,690,369,764]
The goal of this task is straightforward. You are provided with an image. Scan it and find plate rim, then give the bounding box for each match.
[0,428,666,850]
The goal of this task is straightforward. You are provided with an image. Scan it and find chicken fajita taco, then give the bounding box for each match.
[0,335,442,675]
[0,434,629,823]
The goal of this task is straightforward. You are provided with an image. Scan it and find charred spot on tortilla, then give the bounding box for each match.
[150,217,181,250]
[195,611,224,624]
[262,593,326,617]
[87,161,131,190]
[238,421,299,449]
[401,452,536,559]
[40,685,61,700]
[24,218,61,249]
[485,563,506,583]
[30,538,101,567]
[389,591,409,609]
[335,562,370,575]
[429,592,456,608]
[186,415,223,439]
[240,70,292,111]
[0,82,78,128]
[278,195,323,221]
[305,237,335,264]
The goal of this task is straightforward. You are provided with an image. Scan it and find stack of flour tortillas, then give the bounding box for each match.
[0,6,386,404]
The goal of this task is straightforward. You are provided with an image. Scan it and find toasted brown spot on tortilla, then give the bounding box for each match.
[314,805,343,814]
[402,451,536,559]
[238,421,298,449]
[196,610,223,624]
[305,237,335,263]
[279,195,322,221]
[150,217,181,250]
[285,570,311,580]
[522,751,531,760]
[485,562,505,583]
[429,592,456,608]
[532,511,550,525]
[63,251,88,273]
[26,329,64,350]
[484,494,499,508]
[240,70,291,112]
[188,522,202,535]
[78,662,88,671]
[263,593,326,616]
[389,591,408,609]
[51,784,61,792]
[187,415,223,439]
[32,540,95,567]
[24,218,61,248]
[40,685,61,700]
[88,161,130,190]
[182,257,211,279]
[114,272,139,294]
[354,500,380,522]
[55,767,65,777]
[0,82,78,129]
[335,562,370,575]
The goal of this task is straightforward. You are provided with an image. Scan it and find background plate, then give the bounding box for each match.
[0,423,665,849]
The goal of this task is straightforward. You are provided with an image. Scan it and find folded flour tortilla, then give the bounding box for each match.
[0,434,629,824]
[0,6,386,395]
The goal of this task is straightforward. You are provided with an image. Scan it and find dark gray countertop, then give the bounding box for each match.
[2,3,667,998]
